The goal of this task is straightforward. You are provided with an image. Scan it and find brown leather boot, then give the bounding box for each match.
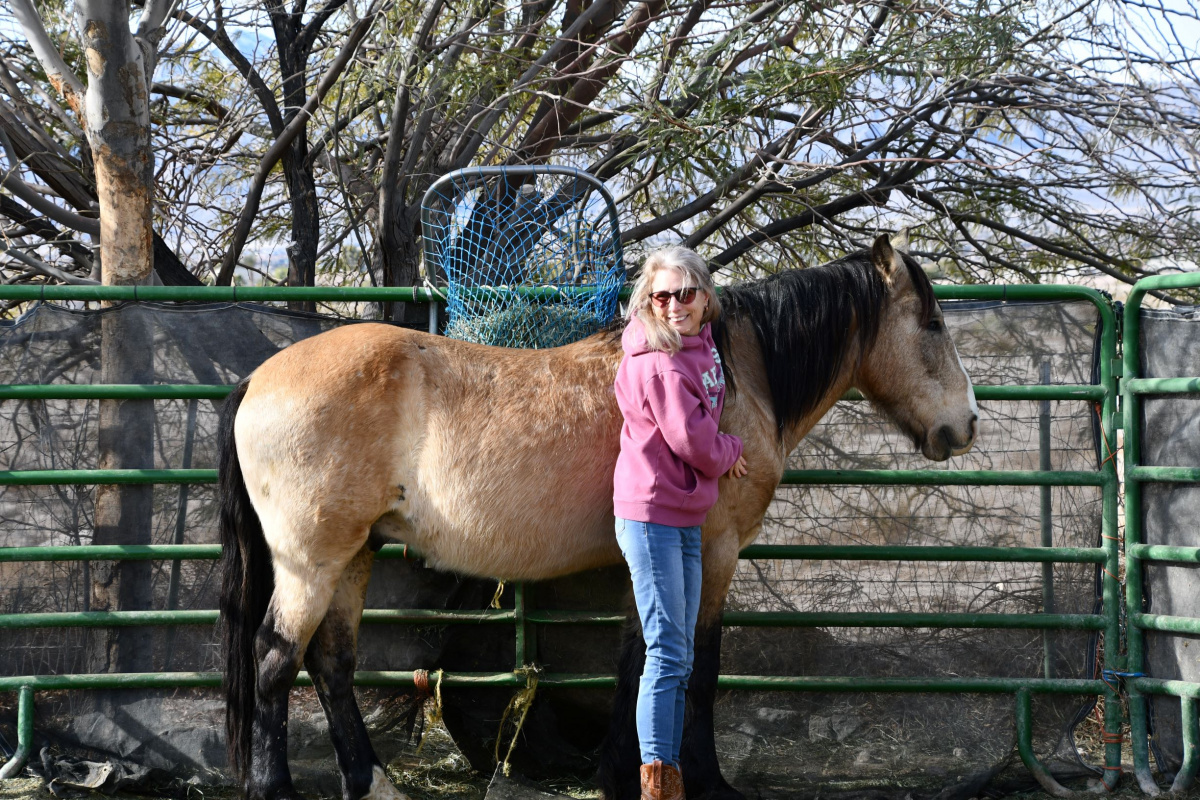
[639,760,684,800]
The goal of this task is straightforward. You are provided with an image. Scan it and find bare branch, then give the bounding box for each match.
[0,238,98,284]
[173,9,285,133]
[297,0,350,56]
[8,0,85,118]
[216,2,384,284]
[153,83,231,121]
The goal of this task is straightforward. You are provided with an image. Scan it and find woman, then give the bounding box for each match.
[613,246,747,800]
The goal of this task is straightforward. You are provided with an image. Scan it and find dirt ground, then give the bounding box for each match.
[0,719,1171,800]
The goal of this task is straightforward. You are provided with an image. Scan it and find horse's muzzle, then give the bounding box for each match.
[925,414,978,461]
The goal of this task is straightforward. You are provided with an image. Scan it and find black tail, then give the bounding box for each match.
[218,378,273,785]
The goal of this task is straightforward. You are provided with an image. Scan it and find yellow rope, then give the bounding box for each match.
[494,666,540,776]
[431,668,444,724]
[414,669,444,757]
[490,580,506,609]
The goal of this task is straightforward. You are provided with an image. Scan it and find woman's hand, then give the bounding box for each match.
[727,455,748,479]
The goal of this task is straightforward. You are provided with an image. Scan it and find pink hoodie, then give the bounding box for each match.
[613,317,744,526]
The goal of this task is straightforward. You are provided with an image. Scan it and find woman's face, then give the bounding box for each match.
[650,268,706,337]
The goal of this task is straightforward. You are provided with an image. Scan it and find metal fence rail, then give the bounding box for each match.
[0,283,1122,793]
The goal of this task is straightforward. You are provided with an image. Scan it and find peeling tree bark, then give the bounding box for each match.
[73,0,159,674]
[77,6,154,285]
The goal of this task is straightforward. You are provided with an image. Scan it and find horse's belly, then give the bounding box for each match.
[373,506,622,581]
[388,414,626,580]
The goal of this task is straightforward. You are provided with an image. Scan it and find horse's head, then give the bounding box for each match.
[856,235,978,461]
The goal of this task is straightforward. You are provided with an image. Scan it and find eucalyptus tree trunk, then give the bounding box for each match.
[76,0,158,674]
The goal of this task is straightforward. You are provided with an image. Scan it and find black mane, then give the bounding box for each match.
[712,248,934,438]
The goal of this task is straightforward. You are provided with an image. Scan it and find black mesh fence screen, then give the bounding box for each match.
[1138,307,1200,775]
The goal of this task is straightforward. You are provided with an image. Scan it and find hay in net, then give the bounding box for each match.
[442,294,605,349]
[422,166,623,348]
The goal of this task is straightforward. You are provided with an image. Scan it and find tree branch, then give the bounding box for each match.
[516,0,668,160]
[709,187,892,271]
[297,0,350,57]
[965,214,1148,287]
[134,0,174,78]
[451,0,621,167]
[0,238,98,284]
[377,0,448,247]
[153,82,231,121]
[216,2,383,284]
[0,58,84,140]
[401,9,482,188]
[0,126,100,234]
[173,9,285,133]
[0,194,93,271]
[0,173,101,235]
[9,0,86,118]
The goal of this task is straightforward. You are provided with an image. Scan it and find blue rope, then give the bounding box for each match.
[1101,669,1147,692]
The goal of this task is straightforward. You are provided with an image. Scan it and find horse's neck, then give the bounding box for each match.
[779,342,860,456]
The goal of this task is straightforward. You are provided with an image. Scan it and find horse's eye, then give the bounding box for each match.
[927,319,943,333]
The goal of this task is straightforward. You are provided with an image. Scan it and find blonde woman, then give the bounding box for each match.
[612,246,747,800]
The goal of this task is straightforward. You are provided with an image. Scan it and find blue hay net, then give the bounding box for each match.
[421,166,624,348]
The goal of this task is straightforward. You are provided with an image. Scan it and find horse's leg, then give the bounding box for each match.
[600,621,739,800]
[598,530,742,800]
[304,545,410,800]
[679,534,744,800]
[605,621,741,800]
[597,618,648,800]
[248,553,351,800]
[678,620,740,800]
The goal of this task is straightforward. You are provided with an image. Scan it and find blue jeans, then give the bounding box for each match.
[615,518,703,766]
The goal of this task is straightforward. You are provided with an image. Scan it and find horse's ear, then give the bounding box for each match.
[890,228,910,250]
[871,234,900,284]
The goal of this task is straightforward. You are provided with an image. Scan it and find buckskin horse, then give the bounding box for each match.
[218,235,978,800]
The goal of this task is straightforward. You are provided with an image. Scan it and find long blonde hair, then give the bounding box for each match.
[627,246,721,355]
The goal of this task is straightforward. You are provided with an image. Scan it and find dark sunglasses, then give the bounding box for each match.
[649,288,700,307]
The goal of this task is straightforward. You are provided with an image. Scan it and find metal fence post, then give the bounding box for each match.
[1041,359,1056,680]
